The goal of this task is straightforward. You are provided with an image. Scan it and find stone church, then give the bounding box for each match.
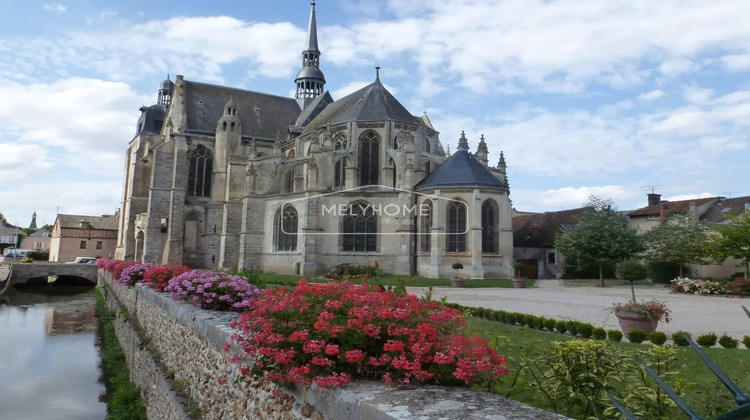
[115,2,514,278]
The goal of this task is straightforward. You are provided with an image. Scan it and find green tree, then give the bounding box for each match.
[707,211,750,276]
[642,214,711,277]
[555,196,643,287]
[615,260,648,302]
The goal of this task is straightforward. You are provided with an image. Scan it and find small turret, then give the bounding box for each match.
[158,75,174,106]
[212,96,242,201]
[457,130,470,151]
[475,134,489,166]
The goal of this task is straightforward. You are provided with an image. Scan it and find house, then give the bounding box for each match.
[50,214,119,262]
[696,195,750,278]
[114,2,514,278]
[0,218,23,253]
[20,228,52,251]
[511,208,587,279]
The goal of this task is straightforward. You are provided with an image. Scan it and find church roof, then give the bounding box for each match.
[294,91,334,127]
[413,149,507,191]
[182,80,301,140]
[301,78,419,135]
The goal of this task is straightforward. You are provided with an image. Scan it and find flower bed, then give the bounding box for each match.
[143,264,191,292]
[611,300,671,323]
[669,277,726,295]
[166,269,260,311]
[231,280,508,388]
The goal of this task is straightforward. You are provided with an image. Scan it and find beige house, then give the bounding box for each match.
[114,3,515,278]
[50,214,119,262]
[20,228,52,251]
[628,193,750,278]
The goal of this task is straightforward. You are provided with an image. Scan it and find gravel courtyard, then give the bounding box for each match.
[408,281,750,339]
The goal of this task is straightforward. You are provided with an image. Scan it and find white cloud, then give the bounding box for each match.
[638,89,665,100]
[719,54,750,71]
[0,144,52,180]
[43,3,66,13]
[663,192,715,201]
[515,185,638,210]
[331,80,398,100]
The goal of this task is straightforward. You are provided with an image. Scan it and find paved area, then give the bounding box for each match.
[407,280,750,338]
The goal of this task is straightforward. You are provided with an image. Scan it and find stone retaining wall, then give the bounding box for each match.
[99,270,564,419]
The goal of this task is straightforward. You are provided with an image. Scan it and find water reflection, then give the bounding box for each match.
[0,286,107,420]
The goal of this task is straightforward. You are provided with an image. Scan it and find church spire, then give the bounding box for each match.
[457,130,470,151]
[295,1,326,110]
[29,211,37,229]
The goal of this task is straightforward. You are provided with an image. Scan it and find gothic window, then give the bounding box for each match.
[482,199,498,253]
[333,136,347,189]
[389,158,396,188]
[284,170,294,193]
[424,141,432,175]
[392,135,398,150]
[446,200,467,253]
[425,140,431,154]
[187,146,212,197]
[419,200,432,253]
[275,205,298,251]
[359,131,380,186]
[342,202,377,252]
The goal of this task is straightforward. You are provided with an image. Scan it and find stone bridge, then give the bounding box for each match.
[1,262,98,288]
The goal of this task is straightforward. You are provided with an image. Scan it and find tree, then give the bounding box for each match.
[707,211,750,276]
[615,260,648,302]
[555,196,643,287]
[642,214,711,277]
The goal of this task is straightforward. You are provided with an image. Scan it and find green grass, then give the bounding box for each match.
[466,317,750,418]
[257,272,528,288]
[95,288,148,420]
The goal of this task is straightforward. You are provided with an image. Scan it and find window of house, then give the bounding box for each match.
[80,240,86,249]
[420,200,432,253]
[187,146,213,197]
[547,252,556,265]
[359,131,380,186]
[481,200,498,253]
[275,206,298,251]
[446,200,467,253]
[342,202,377,252]
[34,242,43,249]
[96,241,103,250]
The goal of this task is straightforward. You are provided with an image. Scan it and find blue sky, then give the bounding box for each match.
[1,0,749,228]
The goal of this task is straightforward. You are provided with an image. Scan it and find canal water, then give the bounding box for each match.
[0,286,107,420]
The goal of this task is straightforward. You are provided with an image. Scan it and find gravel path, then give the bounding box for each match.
[407,280,750,339]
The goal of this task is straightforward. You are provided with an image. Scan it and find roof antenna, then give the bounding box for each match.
[722,191,740,198]
[375,66,380,81]
[641,185,661,194]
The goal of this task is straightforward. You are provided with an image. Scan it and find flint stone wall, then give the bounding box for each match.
[99,270,565,419]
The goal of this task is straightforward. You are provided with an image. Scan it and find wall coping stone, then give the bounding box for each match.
[103,270,567,419]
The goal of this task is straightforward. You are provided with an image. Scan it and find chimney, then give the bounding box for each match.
[647,193,661,206]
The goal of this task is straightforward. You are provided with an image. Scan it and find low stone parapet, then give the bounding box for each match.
[99,270,565,419]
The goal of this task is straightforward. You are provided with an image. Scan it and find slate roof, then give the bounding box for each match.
[294,91,334,128]
[628,197,718,217]
[56,214,118,231]
[182,80,301,140]
[28,229,52,238]
[512,208,587,248]
[301,78,419,136]
[413,149,507,191]
[135,104,166,136]
[700,196,750,224]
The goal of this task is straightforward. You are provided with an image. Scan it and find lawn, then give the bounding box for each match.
[466,317,750,418]
[258,272,531,288]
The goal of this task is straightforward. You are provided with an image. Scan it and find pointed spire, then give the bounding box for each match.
[445,144,451,157]
[476,134,489,166]
[295,1,326,109]
[421,111,434,129]
[29,211,37,229]
[498,151,506,169]
[457,130,470,151]
[306,1,319,53]
[376,66,380,81]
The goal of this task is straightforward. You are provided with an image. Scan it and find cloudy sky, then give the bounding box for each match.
[1,0,749,228]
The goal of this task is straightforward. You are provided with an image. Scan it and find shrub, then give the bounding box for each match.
[555,320,568,334]
[607,329,623,342]
[628,329,647,343]
[566,320,580,336]
[743,335,750,349]
[544,318,557,331]
[727,277,750,296]
[142,264,191,292]
[672,331,691,346]
[231,280,509,388]
[718,334,738,349]
[577,323,594,339]
[649,331,667,345]
[493,310,505,322]
[118,263,156,286]
[533,317,546,330]
[28,249,49,261]
[523,314,536,327]
[646,261,681,283]
[166,269,260,311]
[696,333,717,347]
[592,328,607,340]
[19,257,33,263]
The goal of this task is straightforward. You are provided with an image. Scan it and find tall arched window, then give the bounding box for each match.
[284,171,294,193]
[275,205,298,251]
[187,146,212,197]
[359,131,380,186]
[446,200,467,253]
[482,200,498,253]
[342,202,377,252]
[389,158,396,188]
[333,136,347,189]
[419,200,432,253]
